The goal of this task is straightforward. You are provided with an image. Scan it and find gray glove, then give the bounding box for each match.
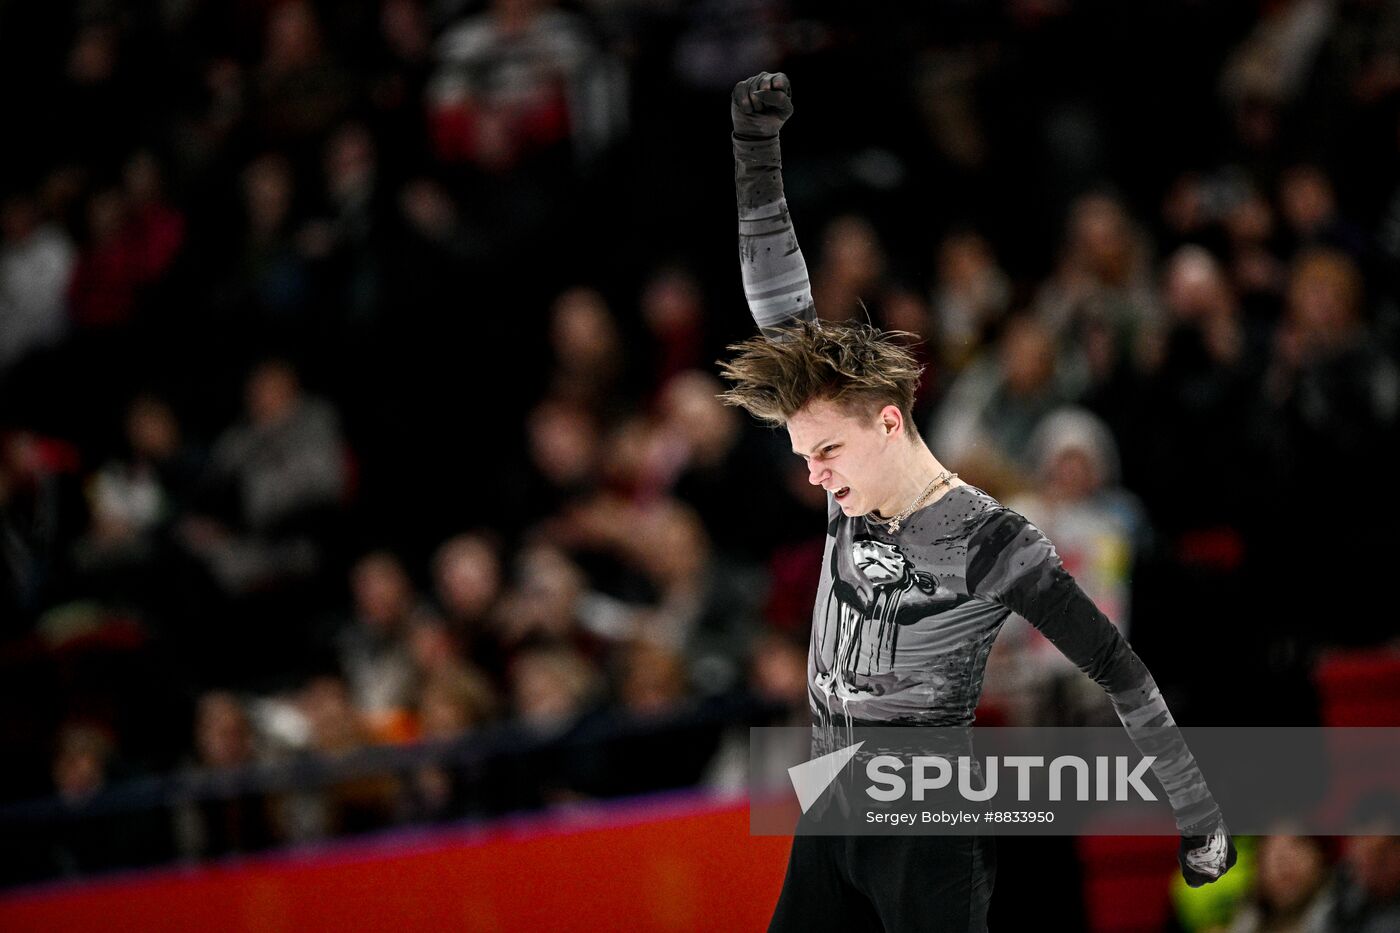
[731,71,793,140]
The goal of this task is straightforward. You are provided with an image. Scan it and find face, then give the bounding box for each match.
[127,397,179,459]
[434,536,501,619]
[196,693,253,767]
[1047,448,1099,501]
[352,554,413,627]
[247,362,299,426]
[1257,835,1326,912]
[787,398,902,517]
[1348,835,1400,899]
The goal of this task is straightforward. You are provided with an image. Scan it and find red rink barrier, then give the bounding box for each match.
[0,794,792,932]
[1076,834,1177,933]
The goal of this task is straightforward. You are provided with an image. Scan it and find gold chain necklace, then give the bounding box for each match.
[865,470,957,534]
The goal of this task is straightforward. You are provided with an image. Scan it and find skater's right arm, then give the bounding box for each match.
[731,72,815,337]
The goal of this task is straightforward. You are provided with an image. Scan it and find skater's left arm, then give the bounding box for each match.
[967,507,1237,888]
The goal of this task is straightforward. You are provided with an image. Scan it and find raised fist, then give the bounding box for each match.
[731,71,792,140]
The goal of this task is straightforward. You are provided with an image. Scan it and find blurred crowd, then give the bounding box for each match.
[1166,834,1400,933]
[1,0,1398,918]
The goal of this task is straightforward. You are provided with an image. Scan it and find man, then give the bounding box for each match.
[719,71,1236,932]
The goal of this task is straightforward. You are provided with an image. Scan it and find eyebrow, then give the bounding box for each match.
[793,438,838,456]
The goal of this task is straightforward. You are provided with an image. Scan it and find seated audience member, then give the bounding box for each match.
[1226,835,1333,933]
[987,407,1146,726]
[175,691,278,860]
[929,314,1072,497]
[337,551,426,738]
[406,664,499,821]
[182,359,347,595]
[1331,833,1400,933]
[75,395,202,588]
[432,531,508,683]
[286,676,400,839]
[46,722,171,877]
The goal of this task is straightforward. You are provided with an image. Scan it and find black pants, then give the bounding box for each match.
[768,834,995,933]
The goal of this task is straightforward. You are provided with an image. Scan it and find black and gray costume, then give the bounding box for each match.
[728,72,1233,933]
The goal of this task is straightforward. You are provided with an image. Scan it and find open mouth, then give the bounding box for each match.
[834,486,851,501]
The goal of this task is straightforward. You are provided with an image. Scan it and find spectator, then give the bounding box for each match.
[45,722,170,877]
[616,638,690,717]
[432,532,509,683]
[302,122,389,333]
[989,407,1146,725]
[509,643,602,734]
[406,663,499,822]
[1220,181,1289,328]
[641,265,709,392]
[174,692,278,861]
[623,500,762,692]
[182,359,347,595]
[337,551,423,735]
[365,0,434,153]
[493,542,598,659]
[928,314,1071,496]
[551,494,765,692]
[1264,248,1399,474]
[1034,192,1161,396]
[1129,247,1269,711]
[427,0,625,171]
[654,369,796,559]
[878,288,941,423]
[930,230,1011,375]
[218,154,311,328]
[67,188,142,330]
[547,286,630,415]
[812,215,888,324]
[1331,834,1400,933]
[1259,247,1398,653]
[252,0,356,152]
[1132,246,1259,531]
[52,722,111,808]
[749,628,810,725]
[418,664,499,738]
[505,396,603,527]
[288,676,400,838]
[1219,0,1336,154]
[0,194,73,379]
[55,21,139,169]
[670,0,784,92]
[1277,164,1366,260]
[0,431,86,626]
[1226,835,1334,933]
[120,151,186,293]
[47,723,118,876]
[75,395,202,585]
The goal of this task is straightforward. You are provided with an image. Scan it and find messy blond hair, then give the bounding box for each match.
[717,319,924,428]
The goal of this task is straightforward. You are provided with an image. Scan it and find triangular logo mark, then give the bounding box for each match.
[788,741,864,813]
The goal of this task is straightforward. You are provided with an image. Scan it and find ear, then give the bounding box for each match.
[878,404,903,439]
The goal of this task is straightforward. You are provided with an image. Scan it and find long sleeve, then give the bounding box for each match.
[967,507,1222,834]
[733,134,815,336]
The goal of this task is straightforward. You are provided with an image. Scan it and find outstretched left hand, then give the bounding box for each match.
[1178,819,1238,887]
